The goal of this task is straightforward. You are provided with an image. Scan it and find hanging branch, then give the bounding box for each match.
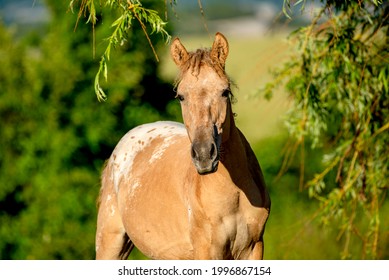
[260,0,389,259]
[70,0,171,101]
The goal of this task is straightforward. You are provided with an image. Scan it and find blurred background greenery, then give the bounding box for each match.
[0,0,387,260]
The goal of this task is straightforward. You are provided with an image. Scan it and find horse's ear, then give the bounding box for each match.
[211,32,229,67]
[171,38,189,67]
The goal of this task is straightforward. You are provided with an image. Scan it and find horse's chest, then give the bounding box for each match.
[219,200,267,258]
[227,194,266,242]
[189,183,266,255]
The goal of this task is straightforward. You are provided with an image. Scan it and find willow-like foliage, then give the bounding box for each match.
[263,0,388,259]
[69,0,172,101]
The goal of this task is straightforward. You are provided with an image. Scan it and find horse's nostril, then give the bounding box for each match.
[191,146,198,160]
[210,143,216,159]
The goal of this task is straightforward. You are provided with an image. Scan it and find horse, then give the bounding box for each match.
[95,32,271,260]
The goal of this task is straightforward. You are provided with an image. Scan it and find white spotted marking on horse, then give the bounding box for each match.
[110,121,186,194]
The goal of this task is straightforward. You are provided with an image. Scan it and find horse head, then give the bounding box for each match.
[171,33,233,174]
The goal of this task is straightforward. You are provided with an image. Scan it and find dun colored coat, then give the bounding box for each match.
[96,33,271,260]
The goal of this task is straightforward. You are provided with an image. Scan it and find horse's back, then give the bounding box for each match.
[108,121,186,190]
[104,121,194,259]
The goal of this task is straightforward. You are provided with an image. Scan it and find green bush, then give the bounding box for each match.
[0,0,177,259]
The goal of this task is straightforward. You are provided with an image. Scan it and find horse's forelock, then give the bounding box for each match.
[174,48,229,88]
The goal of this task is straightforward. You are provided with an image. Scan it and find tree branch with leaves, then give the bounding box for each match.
[69,0,172,101]
[262,0,388,259]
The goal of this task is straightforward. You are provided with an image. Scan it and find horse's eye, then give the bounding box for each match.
[176,94,185,102]
[222,90,230,98]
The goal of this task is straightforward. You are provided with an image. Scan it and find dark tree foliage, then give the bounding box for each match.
[0,0,177,259]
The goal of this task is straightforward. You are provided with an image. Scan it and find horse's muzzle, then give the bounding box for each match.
[191,138,220,175]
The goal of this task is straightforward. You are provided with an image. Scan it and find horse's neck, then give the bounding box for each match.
[220,107,249,175]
